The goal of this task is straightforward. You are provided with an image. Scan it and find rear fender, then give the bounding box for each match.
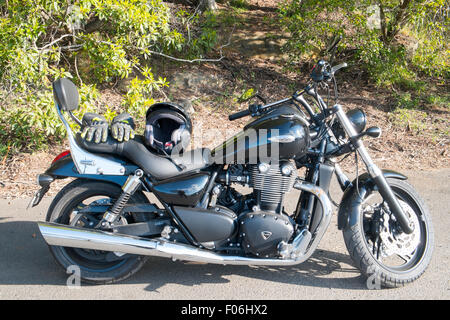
[337,170,407,230]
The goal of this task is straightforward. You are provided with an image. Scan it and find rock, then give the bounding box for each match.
[167,70,223,96]
[178,99,195,116]
[116,73,136,94]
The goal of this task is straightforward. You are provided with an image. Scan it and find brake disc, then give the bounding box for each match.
[378,199,421,257]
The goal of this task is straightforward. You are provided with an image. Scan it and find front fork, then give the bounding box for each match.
[333,104,414,234]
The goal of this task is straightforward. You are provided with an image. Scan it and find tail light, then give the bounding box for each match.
[52,150,70,164]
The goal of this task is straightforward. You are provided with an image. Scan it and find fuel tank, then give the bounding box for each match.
[212,104,310,164]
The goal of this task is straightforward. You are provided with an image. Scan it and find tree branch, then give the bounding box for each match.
[386,0,412,41]
[378,2,388,44]
[38,34,73,50]
[146,50,225,63]
[137,25,234,64]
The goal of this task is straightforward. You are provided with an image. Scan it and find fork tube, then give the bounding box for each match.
[295,140,326,227]
[333,104,414,234]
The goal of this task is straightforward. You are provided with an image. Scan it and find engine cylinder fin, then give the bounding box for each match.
[249,162,297,212]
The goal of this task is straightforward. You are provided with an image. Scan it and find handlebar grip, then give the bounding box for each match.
[229,109,251,121]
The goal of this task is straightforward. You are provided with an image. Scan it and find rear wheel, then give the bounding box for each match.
[343,178,434,288]
[46,179,150,284]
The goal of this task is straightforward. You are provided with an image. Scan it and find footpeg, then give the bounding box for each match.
[278,229,312,260]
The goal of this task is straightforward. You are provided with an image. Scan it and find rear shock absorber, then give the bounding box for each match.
[99,169,144,228]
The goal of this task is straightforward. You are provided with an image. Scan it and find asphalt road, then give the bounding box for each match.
[0,168,449,300]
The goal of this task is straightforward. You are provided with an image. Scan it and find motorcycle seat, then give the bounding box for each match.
[75,134,211,180]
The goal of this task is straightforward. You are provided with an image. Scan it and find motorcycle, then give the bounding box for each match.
[31,41,434,288]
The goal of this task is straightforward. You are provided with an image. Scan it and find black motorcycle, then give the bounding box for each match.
[31,51,433,288]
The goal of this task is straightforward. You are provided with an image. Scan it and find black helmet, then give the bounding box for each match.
[144,103,192,155]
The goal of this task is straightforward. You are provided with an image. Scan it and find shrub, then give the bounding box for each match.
[279,0,449,87]
[0,0,217,156]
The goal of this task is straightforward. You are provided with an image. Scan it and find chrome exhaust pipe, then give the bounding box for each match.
[38,181,332,266]
[292,179,333,260]
[38,221,302,265]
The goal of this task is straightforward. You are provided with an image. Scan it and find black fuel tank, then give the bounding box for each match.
[212,104,310,164]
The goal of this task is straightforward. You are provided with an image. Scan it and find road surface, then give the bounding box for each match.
[0,168,449,300]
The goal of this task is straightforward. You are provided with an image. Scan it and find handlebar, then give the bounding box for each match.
[228,59,347,122]
[228,103,264,121]
[228,97,293,121]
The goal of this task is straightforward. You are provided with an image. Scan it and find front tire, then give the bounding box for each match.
[343,178,434,288]
[46,179,149,284]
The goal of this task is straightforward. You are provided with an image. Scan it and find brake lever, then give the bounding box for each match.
[255,94,267,104]
[331,62,348,75]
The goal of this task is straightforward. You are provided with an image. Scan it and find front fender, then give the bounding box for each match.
[45,155,137,187]
[337,170,407,230]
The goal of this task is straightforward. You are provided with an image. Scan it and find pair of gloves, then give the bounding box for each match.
[80,112,135,144]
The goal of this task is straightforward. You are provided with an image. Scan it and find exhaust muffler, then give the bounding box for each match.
[38,221,303,265]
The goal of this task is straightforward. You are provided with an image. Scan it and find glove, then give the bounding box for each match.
[79,113,109,144]
[111,112,135,142]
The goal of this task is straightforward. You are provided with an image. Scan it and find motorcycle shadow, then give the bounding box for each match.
[0,220,71,286]
[0,220,367,290]
[131,249,368,291]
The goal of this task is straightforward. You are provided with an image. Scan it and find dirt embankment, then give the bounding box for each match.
[0,1,448,199]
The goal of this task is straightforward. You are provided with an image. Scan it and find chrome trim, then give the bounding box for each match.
[334,104,358,137]
[331,62,348,75]
[262,97,291,109]
[121,170,143,193]
[292,179,333,259]
[39,222,158,255]
[56,105,126,175]
[290,229,312,259]
[38,221,299,265]
[334,104,381,178]
[268,135,296,143]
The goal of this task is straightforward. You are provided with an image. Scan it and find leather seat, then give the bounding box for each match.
[76,134,211,180]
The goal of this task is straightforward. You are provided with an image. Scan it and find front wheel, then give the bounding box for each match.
[343,178,434,288]
[45,179,150,284]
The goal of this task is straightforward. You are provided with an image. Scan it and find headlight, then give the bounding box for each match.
[346,108,366,134]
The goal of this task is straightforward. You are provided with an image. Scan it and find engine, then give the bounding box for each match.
[239,210,294,257]
[217,161,297,257]
[248,161,297,213]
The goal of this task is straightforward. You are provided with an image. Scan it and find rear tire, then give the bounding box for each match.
[46,179,150,284]
[343,178,434,288]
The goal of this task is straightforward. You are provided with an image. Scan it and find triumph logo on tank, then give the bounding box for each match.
[261,231,272,240]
